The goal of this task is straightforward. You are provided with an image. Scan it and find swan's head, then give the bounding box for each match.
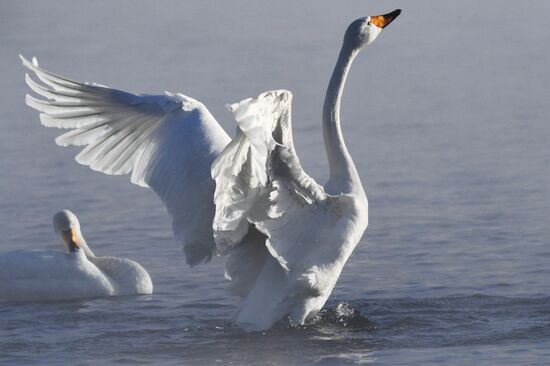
[344,9,401,50]
[53,210,81,253]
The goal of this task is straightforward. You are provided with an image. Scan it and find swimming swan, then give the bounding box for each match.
[21,10,400,328]
[0,210,153,302]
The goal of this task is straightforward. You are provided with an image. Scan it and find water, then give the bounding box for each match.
[1,0,550,365]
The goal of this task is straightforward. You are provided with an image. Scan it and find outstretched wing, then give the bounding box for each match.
[212,90,328,272]
[21,55,231,266]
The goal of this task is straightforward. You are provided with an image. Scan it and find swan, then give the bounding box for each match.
[20,9,400,329]
[0,210,153,302]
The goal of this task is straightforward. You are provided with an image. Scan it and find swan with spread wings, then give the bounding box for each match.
[21,9,401,330]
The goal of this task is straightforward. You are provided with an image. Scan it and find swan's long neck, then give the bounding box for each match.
[76,228,96,259]
[323,42,363,195]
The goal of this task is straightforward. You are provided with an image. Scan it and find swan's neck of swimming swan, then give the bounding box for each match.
[75,227,96,259]
[323,42,363,195]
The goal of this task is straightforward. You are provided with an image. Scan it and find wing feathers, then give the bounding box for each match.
[212,90,326,270]
[21,56,99,93]
[22,55,231,265]
[24,73,84,102]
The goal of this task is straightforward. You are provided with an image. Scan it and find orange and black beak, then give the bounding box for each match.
[371,9,402,29]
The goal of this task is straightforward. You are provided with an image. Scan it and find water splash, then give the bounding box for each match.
[313,301,375,329]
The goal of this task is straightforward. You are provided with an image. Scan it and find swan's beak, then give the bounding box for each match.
[371,9,401,29]
[62,229,80,252]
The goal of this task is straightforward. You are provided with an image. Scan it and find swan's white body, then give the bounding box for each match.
[21,10,400,329]
[0,210,153,303]
[0,249,113,302]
